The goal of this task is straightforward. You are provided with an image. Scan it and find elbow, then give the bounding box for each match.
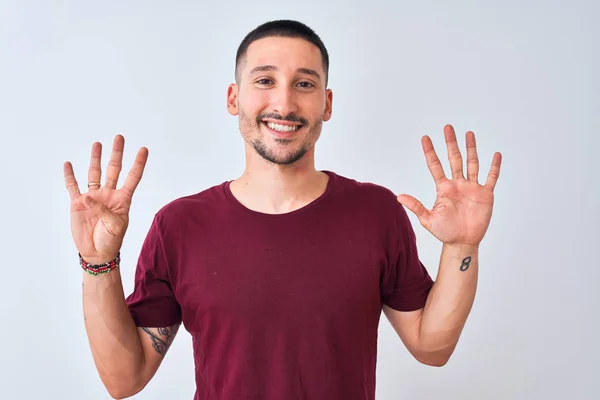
[107,391,130,400]
[92,342,149,399]
[106,383,144,400]
[102,374,147,399]
[413,333,459,367]
[417,354,451,367]
[414,347,455,367]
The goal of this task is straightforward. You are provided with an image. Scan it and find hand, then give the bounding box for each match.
[64,135,149,264]
[397,125,502,247]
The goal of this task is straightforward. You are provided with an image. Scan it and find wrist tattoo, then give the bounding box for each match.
[459,256,472,272]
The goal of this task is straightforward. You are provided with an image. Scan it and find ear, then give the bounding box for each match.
[323,88,333,122]
[227,84,239,116]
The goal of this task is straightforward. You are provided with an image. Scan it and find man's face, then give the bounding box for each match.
[227,36,333,166]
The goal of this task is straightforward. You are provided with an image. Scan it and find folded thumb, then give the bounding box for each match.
[84,195,108,214]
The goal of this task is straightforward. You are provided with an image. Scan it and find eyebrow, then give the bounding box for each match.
[249,65,322,81]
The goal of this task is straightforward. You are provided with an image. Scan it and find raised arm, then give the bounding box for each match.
[386,125,502,366]
[65,136,180,398]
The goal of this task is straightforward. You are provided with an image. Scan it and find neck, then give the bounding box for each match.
[230,146,329,214]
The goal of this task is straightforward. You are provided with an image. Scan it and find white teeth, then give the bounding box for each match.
[266,122,300,132]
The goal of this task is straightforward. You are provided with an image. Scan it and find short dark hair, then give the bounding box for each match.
[235,20,329,86]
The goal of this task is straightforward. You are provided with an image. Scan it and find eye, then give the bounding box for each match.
[256,78,273,85]
[297,81,314,89]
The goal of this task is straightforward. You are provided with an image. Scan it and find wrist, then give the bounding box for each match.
[80,252,121,275]
[442,243,479,254]
[80,252,120,265]
[439,243,479,274]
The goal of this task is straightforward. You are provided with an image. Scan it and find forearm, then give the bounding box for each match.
[418,243,479,361]
[83,269,145,395]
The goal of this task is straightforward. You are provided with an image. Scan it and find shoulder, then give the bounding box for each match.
[327,170,401,211]
[327,170,413,243]
[153,180,230,224]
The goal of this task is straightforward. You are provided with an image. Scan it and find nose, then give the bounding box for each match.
[270,86,298,118]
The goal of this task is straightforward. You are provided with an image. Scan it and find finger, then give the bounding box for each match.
[121,147,149,198]
[465,131,479,183]
[485,152,502,192]
[396,194,431,225]
[87,142,102,191]
[104,135,125,190]
[444,125,465,180]
[421,135,447,184]
[63,161,81,200]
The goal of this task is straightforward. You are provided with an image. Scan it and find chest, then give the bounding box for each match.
[171,217,389,333]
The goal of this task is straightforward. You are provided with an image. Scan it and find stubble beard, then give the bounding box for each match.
[239,109,323,166]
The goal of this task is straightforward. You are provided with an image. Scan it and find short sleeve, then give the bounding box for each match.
[125,214,182,327]
[381,203,434,311]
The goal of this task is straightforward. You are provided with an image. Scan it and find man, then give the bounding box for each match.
[64,19,502,400]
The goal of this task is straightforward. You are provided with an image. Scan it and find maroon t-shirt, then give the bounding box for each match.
[125,170,434,399]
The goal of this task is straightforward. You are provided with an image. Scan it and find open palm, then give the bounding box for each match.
[64,135,148,264]
[397,125,502,246]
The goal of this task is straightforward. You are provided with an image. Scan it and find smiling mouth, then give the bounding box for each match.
[262,121,302,133]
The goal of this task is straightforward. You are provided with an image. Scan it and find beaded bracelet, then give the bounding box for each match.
[80,252,120,275]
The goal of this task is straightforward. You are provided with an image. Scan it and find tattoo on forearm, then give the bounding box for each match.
[460,256,472,272]
[142,325,180,356]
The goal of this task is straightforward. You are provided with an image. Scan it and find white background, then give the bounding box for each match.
[1,0,598,399]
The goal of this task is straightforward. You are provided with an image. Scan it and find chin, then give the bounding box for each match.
[254,144,309,166]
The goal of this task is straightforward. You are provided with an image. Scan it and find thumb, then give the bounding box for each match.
[84,195,125,237]
[84,195,110,216]
[396,194,430,223]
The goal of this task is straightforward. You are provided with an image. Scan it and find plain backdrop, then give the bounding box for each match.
[1,0,598,399]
